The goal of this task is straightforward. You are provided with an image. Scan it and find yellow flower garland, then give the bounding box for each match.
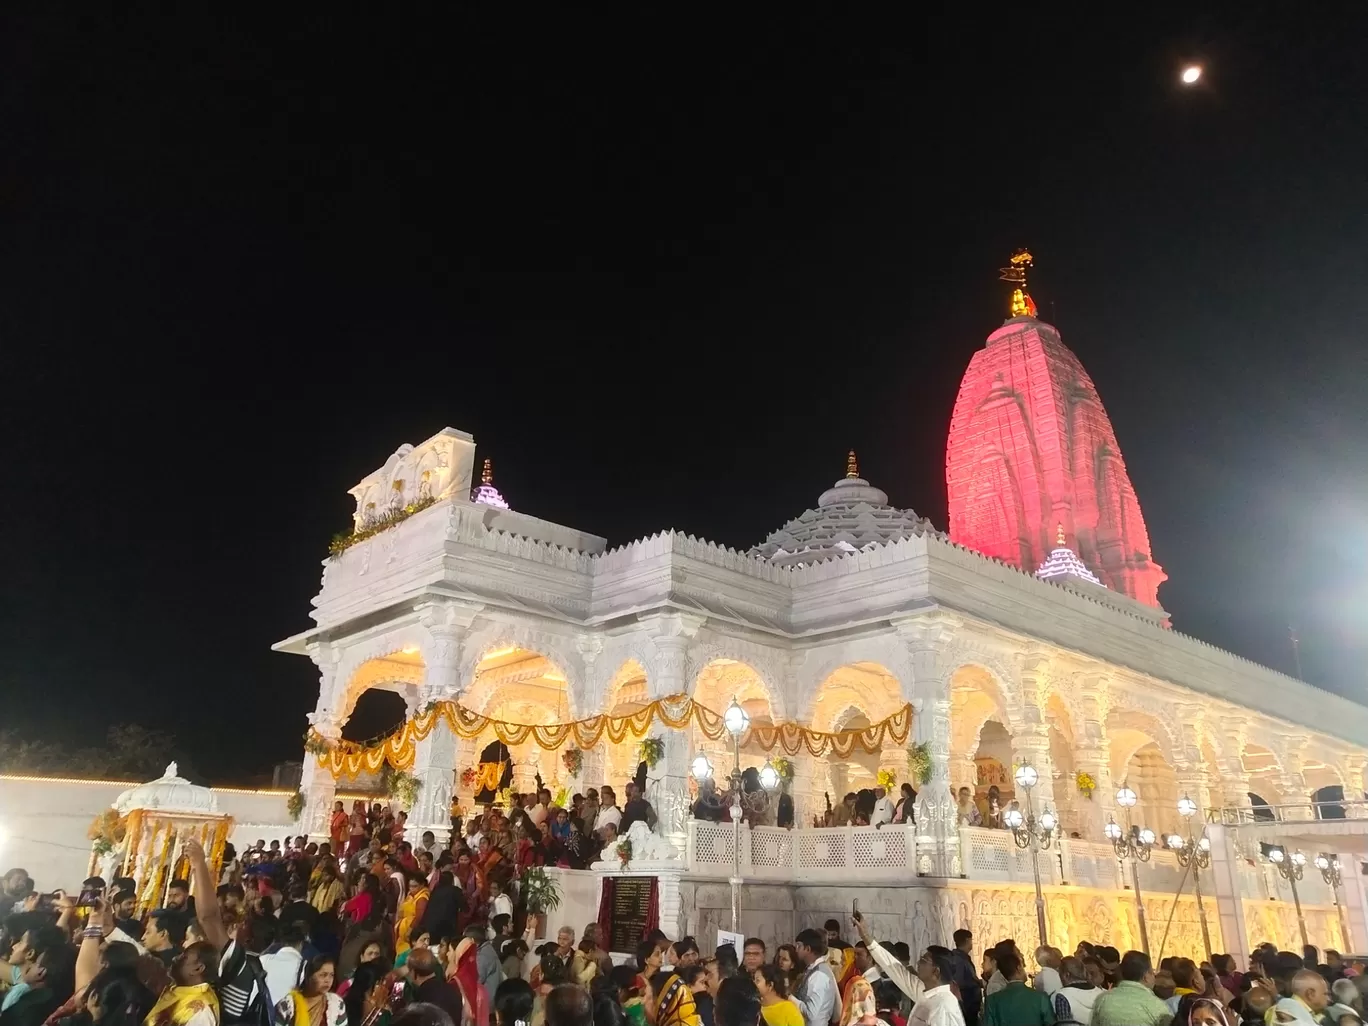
[312,694,915,780]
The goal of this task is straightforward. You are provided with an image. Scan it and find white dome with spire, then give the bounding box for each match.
[113,763,220,816]
[1035,525,1104,587]
[471,457,509,509]
[749,452,935,567]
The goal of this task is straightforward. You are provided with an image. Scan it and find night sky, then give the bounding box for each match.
[3,10,1366,783]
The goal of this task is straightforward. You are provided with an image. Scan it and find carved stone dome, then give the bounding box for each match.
[114,762,221,816]
[749,452,934,567]
[1034,525,1104,587]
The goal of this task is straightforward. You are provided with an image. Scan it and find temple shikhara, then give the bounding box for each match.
[267,255,1368,966]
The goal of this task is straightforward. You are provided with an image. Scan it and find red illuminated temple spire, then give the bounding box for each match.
[945,252,1167,608]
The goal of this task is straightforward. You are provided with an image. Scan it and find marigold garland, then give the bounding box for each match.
[310,694,914,780]
[328,495,436,558]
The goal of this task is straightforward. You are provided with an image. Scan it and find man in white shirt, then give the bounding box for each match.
[594,786,622,837]
[489,879,514,920]
[908,949,966,1026]
[870,787,896,827]
[528,788,551,828]
[1033,946,1063,997]
[464,819,483,852]
[259,921,306,1011]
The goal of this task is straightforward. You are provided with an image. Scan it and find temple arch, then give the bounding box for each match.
[1240,742,1287,809]
[1107,707,1182,838]
[689,658,781,787]
[461,643,575,793]
[950,663,1018,801]
[336,646,425,724]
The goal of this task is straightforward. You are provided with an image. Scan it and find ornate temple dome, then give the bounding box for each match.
[113,763,220,816]
[945,253,1166,607]
[750,452,934,567]
[1035,525,1103,586]
[471,458,509,510]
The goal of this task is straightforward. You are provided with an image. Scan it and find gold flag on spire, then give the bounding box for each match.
[481,458,494,485]
[846,450,859,479]
[999,248,1038,318]
[1057,523,1066,547]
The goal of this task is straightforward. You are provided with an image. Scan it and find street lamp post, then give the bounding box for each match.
[1268,847,1310,949]
[1107,785,1155,954]
[691,698,779,931]
[1316,854,1351,952]
[1167,794,1213,961]
[1006,762,1056,948]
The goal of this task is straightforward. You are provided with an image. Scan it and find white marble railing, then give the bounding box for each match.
[684,821,1351,907]
[687,820,917,881]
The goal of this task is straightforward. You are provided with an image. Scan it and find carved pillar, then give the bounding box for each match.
[949,754,977,795]
[1279,740,1313,820]
[1344,756,1368,820]
[1071,679,1113,841]
[511,745,540,795]
[1073,741,1114,841]
[1012,726,1057,821]
[878,747,906,793]
[406,718,458,848]
[301,645,342,842]
[1013,655,1057,817]
[912,695,956,876]
[455,735,479,812]
[582,746,606,794]
[643,613,703,855]
[419,600,482,705]
[790,753,821,828]
[900,619,957,877]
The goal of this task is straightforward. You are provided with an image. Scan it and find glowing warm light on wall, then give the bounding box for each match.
[480,646,518,661]
[945,316,1166,607]
[401,645,421,655]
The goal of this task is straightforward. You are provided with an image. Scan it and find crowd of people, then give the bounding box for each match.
[1,789,1363,1026]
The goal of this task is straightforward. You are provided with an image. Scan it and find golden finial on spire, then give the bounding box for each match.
[998,248,1038,318]
[846,450,859,479]
[481,458,494,486]
[1056,523,1066,547]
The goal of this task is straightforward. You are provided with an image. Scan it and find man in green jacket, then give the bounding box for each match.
[983,948,1055,1026]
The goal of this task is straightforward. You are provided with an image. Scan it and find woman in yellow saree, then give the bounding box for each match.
[644,972,703,1026]
[394,875,429,958]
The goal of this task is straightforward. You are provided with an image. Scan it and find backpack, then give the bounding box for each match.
[218,943,276,1026]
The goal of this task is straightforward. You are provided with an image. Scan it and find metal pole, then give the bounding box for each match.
[1026,789,1048,947]
[1289,872,1310,950]
[730,733,741,932]
[1192,860,1213,962]
[1131,858,1152,955]
[1333,879,1351,952]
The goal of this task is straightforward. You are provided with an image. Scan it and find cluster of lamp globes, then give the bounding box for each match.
[689,698,782,792]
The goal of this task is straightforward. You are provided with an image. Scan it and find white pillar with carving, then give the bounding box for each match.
[790,753,821,828]
[643,612,703,856]
[301,645,343,842]
[406,718,458,848]
[899,619,957,878]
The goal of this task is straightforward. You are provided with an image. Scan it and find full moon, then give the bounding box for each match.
[1181,65,1202,84]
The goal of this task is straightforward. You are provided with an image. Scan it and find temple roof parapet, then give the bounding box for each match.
[282,427,1368,749]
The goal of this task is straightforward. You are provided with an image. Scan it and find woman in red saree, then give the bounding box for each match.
[453,850,479,933]
[448,924,490,1026]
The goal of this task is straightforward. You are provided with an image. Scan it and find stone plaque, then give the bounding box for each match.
[608,876,654,953]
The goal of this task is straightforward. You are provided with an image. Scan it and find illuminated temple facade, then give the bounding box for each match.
[279,277,1368,965]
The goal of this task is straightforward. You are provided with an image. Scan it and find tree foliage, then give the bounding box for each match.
[0,724,197,781]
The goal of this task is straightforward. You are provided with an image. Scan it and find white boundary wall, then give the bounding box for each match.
[0,776,296,890]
